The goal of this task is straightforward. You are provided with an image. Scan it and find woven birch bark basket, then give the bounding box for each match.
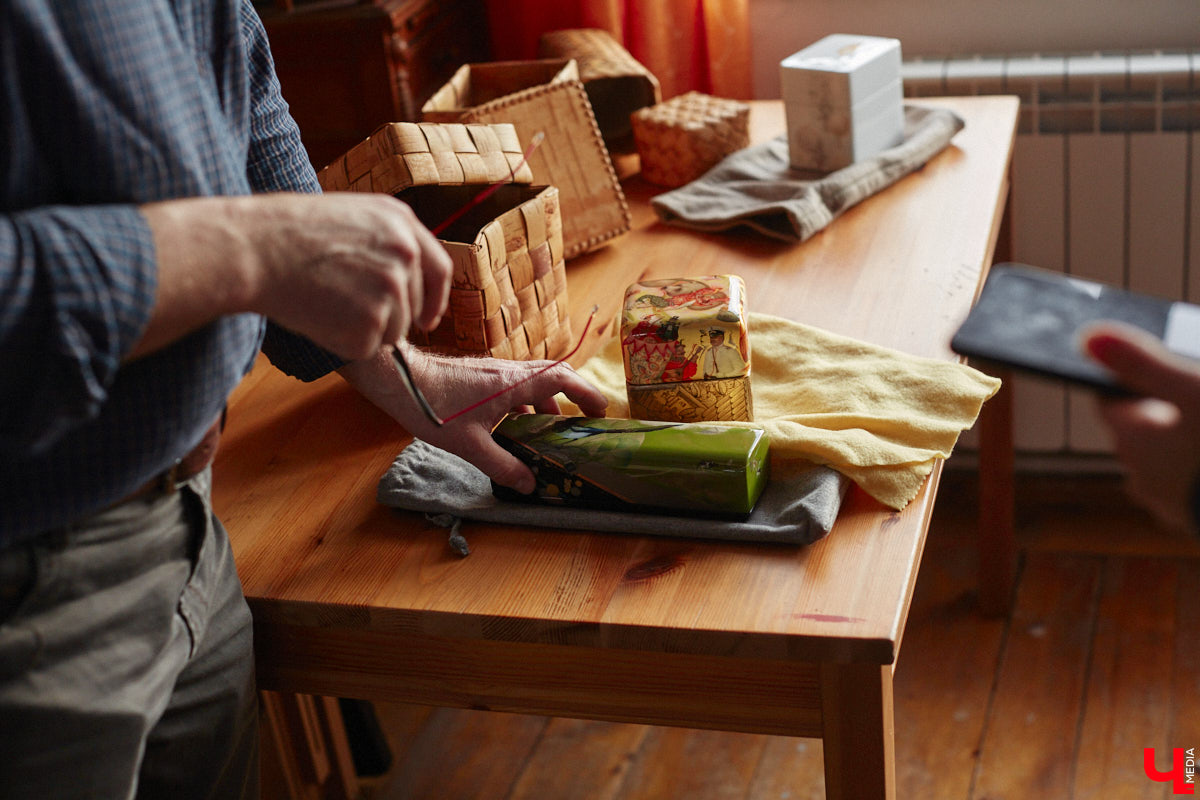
[318,121,574,361]
[421,59,630,260]
[537,28,661,151]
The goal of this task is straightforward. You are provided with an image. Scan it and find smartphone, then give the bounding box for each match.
[950,263,1200,392]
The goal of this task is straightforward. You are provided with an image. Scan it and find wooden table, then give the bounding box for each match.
[214,96,1018,799]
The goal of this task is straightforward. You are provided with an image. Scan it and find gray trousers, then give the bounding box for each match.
[0,469,259,800]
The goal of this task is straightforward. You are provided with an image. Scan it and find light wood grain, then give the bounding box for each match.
[214,96,1019,800]
[253,622,825,737]
[359,478,1200,800]
[218,96,1018,661]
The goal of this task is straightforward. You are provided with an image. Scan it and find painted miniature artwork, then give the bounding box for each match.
[619,275,754,423]
[620,275,751,385]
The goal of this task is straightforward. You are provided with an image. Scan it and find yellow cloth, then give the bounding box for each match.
[568,312,1001,510]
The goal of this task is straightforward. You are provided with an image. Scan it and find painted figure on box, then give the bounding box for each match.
[645,277,729,311]
[702,328,748,378]
[662,340,701,382]
[621,274,754,423]
[622,275,749,385]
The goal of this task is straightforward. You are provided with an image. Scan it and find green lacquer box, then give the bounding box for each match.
[491,414,770,518]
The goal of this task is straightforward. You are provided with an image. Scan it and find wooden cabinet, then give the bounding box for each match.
[256,0,491,169]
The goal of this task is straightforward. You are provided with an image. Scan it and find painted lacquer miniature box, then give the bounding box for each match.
[620,275,753,423]
[780,33,904,172]
[491,413,770,517]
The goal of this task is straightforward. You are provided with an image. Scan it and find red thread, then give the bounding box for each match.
[430,132,545,237]
[416,129,564,426]
[438,305,600,424]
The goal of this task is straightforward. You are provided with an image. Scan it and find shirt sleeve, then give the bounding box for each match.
[0,205,157,453]
[238,0,346,381]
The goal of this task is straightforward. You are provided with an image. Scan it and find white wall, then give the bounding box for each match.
[750,0,1200,98]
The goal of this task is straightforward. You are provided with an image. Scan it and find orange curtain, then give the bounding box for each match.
[486,0,753,100]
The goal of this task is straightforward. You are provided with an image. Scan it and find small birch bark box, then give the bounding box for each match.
[317,121,573,361]
[780,34,904,172]
[620,275,753,423]
[630,92,750,188]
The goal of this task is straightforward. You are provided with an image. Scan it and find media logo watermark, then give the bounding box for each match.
[1145,747,1196,795]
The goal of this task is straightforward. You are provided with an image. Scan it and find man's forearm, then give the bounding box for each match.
[129,197,259,361]
[131,191,452,367]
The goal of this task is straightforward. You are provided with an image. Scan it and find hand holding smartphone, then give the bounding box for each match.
[950,264,1200,393]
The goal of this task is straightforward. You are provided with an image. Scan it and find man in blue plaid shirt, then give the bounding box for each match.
[0,2,607,797]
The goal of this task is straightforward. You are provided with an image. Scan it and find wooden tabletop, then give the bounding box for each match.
[214,96,1019,687]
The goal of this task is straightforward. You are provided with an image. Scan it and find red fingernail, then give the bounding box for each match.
[1083,333,1114,361]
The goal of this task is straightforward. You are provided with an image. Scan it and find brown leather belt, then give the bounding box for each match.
[119,411,225,504]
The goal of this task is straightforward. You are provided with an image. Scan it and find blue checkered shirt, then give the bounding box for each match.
[1,0,343,544]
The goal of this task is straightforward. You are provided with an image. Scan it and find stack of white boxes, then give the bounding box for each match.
[780,34,904,172]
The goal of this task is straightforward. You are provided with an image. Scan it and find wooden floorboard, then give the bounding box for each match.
[1075,558,1180,799]
[356,472,1200,800]
[971,552,1102,799]
[893,504,1005,800]
[508,718,649,800]
[1173,565,1200,769]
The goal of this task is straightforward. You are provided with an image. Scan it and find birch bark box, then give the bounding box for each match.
[421,59,631,259]
[780,34,904,172]
[317,121,573,360]
[620,275,754,423]
[630,92,750,188]
[536,28,661,152]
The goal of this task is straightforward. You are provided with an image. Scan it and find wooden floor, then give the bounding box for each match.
[356,471,1200,800]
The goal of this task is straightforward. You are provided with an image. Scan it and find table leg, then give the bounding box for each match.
[259,691,359,800]
[977,369,1016,616]
[977,175,1017,617]
[819,663,895,800]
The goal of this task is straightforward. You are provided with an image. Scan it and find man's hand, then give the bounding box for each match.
[133,192,452,360]
[1083,321,1200,534]
[338,345,609,494]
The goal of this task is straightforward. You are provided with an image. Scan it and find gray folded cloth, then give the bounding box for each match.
[651,104,965,242]
[377,439,849,554]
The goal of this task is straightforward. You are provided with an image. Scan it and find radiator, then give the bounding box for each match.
[903,50,1200,466]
